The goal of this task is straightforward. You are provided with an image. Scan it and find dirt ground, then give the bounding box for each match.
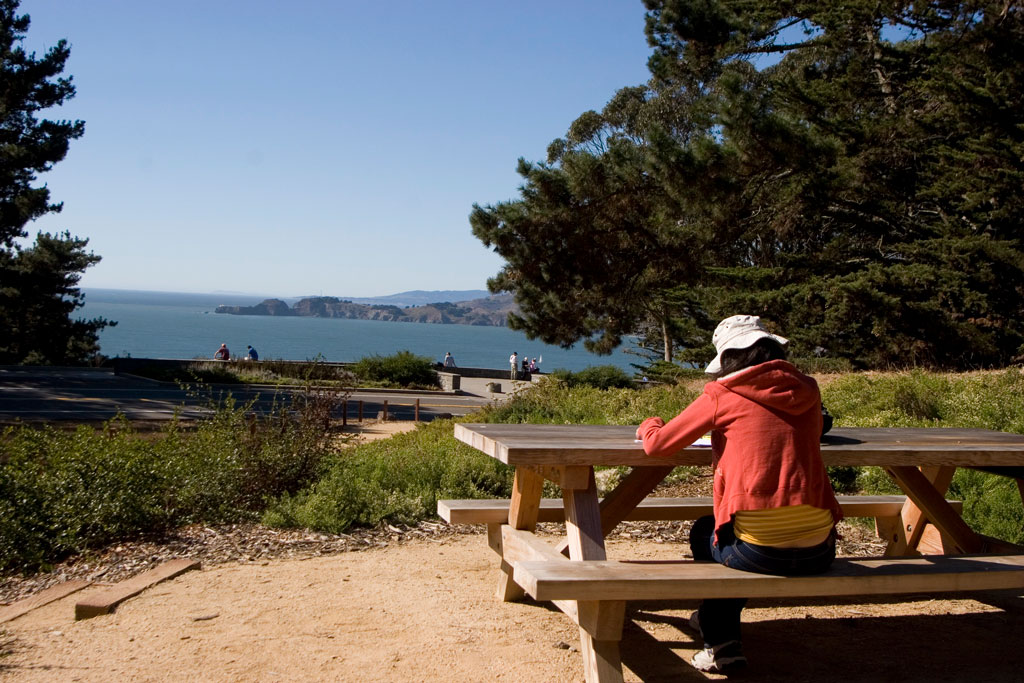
[2,532,1023,683]
[2,422,1024,682]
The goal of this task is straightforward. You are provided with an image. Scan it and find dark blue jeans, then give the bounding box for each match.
[688,515,836,646]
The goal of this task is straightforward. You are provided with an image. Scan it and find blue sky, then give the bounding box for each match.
[19,1,654,297]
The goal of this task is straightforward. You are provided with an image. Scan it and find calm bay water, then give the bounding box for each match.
[81,289,639,373]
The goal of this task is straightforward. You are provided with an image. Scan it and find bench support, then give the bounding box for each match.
[886,466,983,554]
[497,468,545,602]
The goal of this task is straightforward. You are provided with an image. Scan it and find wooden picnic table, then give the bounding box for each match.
[452,423,1024,682]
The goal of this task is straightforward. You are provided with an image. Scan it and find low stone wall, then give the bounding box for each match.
[436,372,460,392]
[107,357,357,375]
[433,365,540,380]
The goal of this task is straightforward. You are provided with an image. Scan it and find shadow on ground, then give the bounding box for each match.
[619,592,1024,682]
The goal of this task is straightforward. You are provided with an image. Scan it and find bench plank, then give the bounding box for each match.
[438,495,959,525]
[514,554,1024,602]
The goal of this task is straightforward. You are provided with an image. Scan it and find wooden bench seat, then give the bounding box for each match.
[437,495,961,525]
[513,553,1024,602]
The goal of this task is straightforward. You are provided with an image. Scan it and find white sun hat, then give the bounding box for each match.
[705,315,788,374]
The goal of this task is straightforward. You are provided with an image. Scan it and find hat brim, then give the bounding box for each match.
[705,330,788,374]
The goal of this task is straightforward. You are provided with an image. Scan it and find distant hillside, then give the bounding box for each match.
[215,293,516,326]
[296,290,491,307]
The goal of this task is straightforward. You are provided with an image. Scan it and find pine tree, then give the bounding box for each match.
[473,0,1024,369]
[470,86,712,362]
[0,0,112,365]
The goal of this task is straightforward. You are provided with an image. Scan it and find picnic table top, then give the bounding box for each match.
[454,423,1024,469]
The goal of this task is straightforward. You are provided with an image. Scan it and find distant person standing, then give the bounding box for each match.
[443,352,456,368]
[246,345,258,361]
[510,351,518,380]
[529,358,538,373]
[214,343,230,360]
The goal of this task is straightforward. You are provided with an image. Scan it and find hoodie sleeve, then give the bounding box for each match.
[637,391,717,458]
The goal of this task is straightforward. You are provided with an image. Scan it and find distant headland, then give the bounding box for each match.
[214,291,517,327]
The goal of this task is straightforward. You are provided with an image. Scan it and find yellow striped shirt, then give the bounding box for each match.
[733,504,834,548]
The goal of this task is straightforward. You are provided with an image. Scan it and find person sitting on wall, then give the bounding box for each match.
[246,345,258,361]
[443,352,456,368]
[214,343,230,360]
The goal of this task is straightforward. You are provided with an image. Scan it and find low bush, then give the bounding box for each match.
[351,351,439,389]
[792,357,854,375]
[822,370,1024,542]
[639,360,705,384]
[476,376,702,426]
[548,365,637,390]
[822,370,1024,431]
[0,391,341,572]
[263,419,512,531]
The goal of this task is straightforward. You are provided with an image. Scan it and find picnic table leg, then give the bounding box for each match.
[885,465,983,554]
[563,468,606,561]
[554,464,676,557]
[884,466,953,556]
[562,469,626,683]
[497,467,545,602]
[577,600,627,683]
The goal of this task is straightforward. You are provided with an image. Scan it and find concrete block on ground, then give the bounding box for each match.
[0,579,92,623]
[75,559,200,620]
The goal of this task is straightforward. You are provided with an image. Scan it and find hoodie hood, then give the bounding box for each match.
[717,359,820,416]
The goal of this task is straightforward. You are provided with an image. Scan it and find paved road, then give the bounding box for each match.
[0,367,505,423]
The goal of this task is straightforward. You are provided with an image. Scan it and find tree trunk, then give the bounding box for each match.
[661,316,673,362]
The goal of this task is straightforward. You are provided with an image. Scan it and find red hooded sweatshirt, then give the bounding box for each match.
[637,360,842,541]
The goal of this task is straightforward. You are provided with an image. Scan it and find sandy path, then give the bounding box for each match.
[2,531,1023,682]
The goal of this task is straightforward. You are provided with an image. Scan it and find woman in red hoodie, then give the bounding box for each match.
[636,315,842,674]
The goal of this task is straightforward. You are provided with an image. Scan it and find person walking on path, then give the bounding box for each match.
[214,343,230,360]
[635,315,841,674]
[509,352,518,380]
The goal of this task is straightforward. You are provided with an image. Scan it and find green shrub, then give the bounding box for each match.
[0,420,173,571]
[0,390,340,572]
[263,419,513,532]
[475,376,701,426]
[640,360,705,384]
[351,351,439,389]
[822,370,1024,541]
[548,365,636,390]
[950,469,1024,544]
[822,370,1024,431]
[792,357,854,375]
